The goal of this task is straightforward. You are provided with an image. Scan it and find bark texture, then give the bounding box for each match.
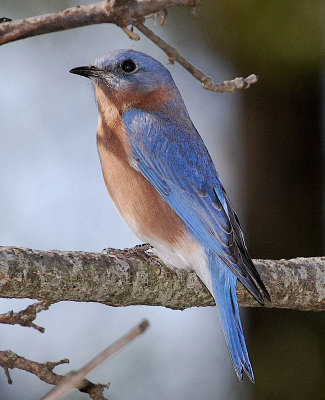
[0,246,324,311]
[0,0,198,46]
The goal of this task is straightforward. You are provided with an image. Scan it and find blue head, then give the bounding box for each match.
[70,49,189,118]
[94,49,175,93]
[71,50,178,95]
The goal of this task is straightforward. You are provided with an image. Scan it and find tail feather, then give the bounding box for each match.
[208,251,254,382]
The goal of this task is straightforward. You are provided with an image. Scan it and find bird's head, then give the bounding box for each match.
[70,49,181,112]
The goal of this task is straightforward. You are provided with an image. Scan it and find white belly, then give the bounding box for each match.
[138,229,213,295]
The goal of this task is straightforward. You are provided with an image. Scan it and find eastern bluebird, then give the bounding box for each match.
[70,49,270,382]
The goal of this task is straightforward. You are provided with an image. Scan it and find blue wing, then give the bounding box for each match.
[124,109,269,302]
[123,109,269,381]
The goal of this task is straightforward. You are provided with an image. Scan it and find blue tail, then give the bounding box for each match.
[208,250,254,382]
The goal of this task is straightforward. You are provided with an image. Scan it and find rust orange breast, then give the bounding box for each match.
[95,85,186,245]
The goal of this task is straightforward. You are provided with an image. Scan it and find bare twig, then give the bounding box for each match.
[122,26,140,40]
[0,351,109,400]
[42,319,149,400]
[0,1,258,92]
[135,22,258,92]
[0,351,69,386]
[3,365,12,384]
[0,301,50,333]
[148,9,169,26]
[0,0,198,46]
[160,9,168,26]
[0,246,324,311]
[0,320,149,399]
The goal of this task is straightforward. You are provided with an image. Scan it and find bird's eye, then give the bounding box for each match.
[121,59,137,73]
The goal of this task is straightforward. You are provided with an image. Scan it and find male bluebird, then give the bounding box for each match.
[70,49,270,382]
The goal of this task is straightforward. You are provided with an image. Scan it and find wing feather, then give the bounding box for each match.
[123,109,270,303]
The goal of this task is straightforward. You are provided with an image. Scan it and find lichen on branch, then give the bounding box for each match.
[0,246,324,311]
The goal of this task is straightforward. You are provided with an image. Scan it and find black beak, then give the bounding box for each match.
[69,66,100,78]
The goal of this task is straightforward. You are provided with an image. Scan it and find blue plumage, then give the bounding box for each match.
[208,250,255,381]
[70,49,270,382]
[124,107,269,381]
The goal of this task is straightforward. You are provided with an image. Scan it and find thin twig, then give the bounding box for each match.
[0,1,257,93]
[0,0,198,46]
[42,319,149,400]
[122,26,140,40]
[0,351,69,386]
[0,350,108,400]
[4,366,12,384]
[0,301,50,333]
[135,22,258,92]
[160,9,168,26]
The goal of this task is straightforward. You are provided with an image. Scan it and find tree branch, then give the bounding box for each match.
[0,246,324,311]
[0,320,149,400]
[0,351,69,387]
[0,0,257,93]
[42,319,149,400]
[0,0,198,46]
[0,301,50,333]
[135,22,258,92]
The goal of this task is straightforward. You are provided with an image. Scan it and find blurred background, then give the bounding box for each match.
[0,1,324,399]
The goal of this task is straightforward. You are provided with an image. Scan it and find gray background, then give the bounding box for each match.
[0,1,248,399]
